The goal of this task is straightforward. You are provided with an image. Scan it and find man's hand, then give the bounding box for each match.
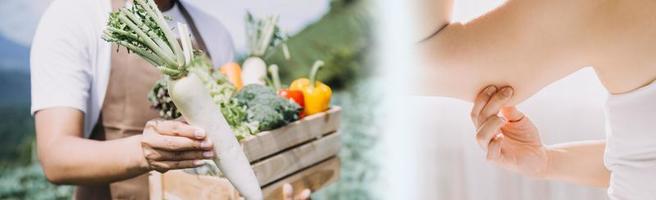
[470,86,549,177]
[140,120,215,173]
[282,183,311,200]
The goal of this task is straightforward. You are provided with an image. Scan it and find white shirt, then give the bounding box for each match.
[604,80,656,200]
[30,0,235,137]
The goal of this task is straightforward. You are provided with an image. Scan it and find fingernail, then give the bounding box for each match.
[283,184,292,194]
[203,151,214,158]
[200,140,212,148]
[194,160,205,166]
[501,87,513,97]
[300,189,311,198]
[194,128,205,139]
[485,86,497,96]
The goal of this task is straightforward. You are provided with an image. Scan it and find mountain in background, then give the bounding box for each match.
[0,34,30,72]
[0,34,30,106]
[0,34,32,165]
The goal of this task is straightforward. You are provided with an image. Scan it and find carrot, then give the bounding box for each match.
[220,62,243,90]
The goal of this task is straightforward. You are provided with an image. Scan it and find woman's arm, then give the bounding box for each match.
[546,140,609,187]
[35,107,213,184]
[416,0,600,104]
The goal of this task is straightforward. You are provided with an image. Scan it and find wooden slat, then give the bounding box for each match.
[252,132,341,186]
[262,157,341,200]
[242,107,341,162]
[155,158,340,200]
[160,170,241,200]
[148,171,163,200]
[149,107,342,199]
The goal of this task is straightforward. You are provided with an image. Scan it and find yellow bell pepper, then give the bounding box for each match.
[289,61,332,115]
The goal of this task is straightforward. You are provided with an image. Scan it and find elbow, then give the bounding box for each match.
[41,164,66,185]
[38,147,73,185]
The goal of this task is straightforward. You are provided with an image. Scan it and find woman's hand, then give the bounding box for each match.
[470,86,549,177]
[140,120,215,173]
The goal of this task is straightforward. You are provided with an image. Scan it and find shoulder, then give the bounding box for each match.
[31,0,112,113]
[181,1,232,37]
[32,0,109,52]
[180,1,236,65]
[38,0,107,26]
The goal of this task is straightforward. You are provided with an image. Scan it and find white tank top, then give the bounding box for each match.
[604,80,656,200]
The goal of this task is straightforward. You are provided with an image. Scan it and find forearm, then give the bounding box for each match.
[414,1,593,105]
[543,140,609,187]
[39,135,148,185]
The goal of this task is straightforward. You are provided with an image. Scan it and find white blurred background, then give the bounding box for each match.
[413,1,610,199]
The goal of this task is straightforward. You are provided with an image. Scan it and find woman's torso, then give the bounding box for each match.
[604,80,656,199]
[577,3,656,198]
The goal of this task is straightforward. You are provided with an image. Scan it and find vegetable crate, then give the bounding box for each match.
[149,107,342,199]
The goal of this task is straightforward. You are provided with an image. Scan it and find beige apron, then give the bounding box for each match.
[74,0,233,199]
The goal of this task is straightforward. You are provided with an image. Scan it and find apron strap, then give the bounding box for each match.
[176,0,212,58]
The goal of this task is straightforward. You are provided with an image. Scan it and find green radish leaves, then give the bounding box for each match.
[102,0,190,79]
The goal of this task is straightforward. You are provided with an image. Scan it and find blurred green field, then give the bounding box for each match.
[264,0,372,90]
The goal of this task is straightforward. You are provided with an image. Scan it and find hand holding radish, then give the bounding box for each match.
[104,1,264,198]
[140,120,215,173]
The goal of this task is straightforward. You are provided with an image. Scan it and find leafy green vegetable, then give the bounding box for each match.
[232,84,276,101]
[245,104,285,131]
[148,79,182,119]
[148,77,301,138]
[103,0,188,78]
[234,84,301,132]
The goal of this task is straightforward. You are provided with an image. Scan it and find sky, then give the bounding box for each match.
[0,0,330,52]
[0,0,52,46]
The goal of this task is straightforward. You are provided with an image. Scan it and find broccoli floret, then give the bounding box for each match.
[234,84,277,103]
[246,104,285,131]
[248,95,301,123]
[274,98,301,122]
[234,84,301,132]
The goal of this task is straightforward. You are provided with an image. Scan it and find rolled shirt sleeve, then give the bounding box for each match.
[30,0,95,115]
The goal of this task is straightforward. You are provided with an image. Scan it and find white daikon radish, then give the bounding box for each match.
[242,12,289,85]
[168,69,261,200]
[102,0,262,199]
[241,57,267,85]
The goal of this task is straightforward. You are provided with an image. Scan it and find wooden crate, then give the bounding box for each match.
[149,107,342,199]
